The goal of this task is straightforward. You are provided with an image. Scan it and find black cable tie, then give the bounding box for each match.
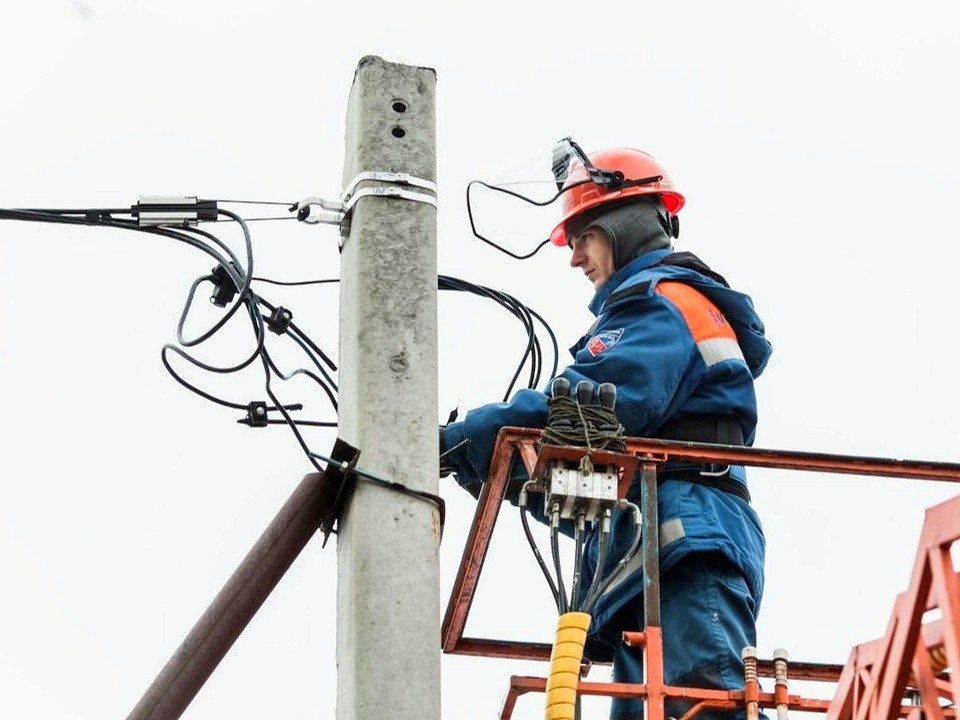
[238,401,269,427]
[266,306,293,335]
[210,263,240,307]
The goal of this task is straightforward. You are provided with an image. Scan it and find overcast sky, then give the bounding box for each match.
[2,1,960,719]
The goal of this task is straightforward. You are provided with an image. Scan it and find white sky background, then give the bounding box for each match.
[1,1,959,718]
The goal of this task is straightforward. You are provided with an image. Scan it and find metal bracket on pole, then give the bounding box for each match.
[295,196,346,225]
[295,171,437,228]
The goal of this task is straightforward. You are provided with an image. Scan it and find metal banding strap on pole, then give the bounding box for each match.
[342,185,437,212]
[341,171,437,198]
[295,171,437,225]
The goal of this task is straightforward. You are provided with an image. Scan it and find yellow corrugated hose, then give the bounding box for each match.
[545,611,591,720]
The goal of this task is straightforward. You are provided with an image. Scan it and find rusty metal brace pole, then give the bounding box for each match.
[640,459,665,720]
[126,467,346,720]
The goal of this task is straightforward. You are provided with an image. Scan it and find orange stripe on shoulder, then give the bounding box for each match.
[656,281,736,343]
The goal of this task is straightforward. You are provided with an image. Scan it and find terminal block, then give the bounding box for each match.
[544,459,619,522]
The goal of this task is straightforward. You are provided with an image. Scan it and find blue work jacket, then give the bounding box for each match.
[442,249,771,636]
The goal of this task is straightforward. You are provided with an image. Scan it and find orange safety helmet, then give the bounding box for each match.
[550,147,685,246]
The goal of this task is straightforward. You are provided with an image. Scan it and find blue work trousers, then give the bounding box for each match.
[592,552,759,720]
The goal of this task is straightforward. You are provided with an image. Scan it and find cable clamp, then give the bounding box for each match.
[294,196,345,225]
[240,402,269,428]
[210,263,241,307]
[135,196,218,227]
[265,306,293,335]
[294,172,436,227]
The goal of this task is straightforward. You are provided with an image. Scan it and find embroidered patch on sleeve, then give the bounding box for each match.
[586,328,624,357]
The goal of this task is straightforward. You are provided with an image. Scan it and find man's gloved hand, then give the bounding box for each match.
[439,426,456,478]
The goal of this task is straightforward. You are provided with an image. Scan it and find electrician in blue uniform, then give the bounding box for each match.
[440,146,771,720]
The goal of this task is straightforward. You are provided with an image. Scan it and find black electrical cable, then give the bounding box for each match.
[2,204,557,525]
[251,277,340,287]
[173,209,254,348]
[579,524,609,612]
[519,502,562,612]
[1,203,345,473]
[571,519,585,610]
[580,503,643,615]
[257,296,337,372]
[551,519,569,615]
[169,223,246,274]
[253,273,557,398]
[262,344,338,412]
[438,276,543,395]
[129,213,340,430]
[286,330,338,391]
[308,450,445,526]
[438,275,558,398]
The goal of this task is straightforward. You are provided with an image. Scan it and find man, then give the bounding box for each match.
[441,147,771,720]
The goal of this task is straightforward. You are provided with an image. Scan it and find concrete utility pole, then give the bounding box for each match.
[337,56,440,720]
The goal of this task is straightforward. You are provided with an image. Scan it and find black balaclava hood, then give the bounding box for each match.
[566,197,673,271]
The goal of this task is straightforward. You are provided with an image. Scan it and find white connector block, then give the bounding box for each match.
[545,461,619,522]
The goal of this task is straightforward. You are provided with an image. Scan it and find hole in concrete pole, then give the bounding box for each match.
[392,126,406,138]
[391,100,408,113]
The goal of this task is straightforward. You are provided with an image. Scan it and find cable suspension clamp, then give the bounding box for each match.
[134,196,218,227]
[294,196,346,226]
[294,171,437,227]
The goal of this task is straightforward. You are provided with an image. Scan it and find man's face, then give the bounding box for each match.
[569,227,615,290]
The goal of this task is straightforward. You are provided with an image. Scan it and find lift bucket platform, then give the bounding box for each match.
[441,427,960,720]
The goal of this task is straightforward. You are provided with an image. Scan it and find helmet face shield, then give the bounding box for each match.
[465,137,683,259]
[465,140,587,258]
